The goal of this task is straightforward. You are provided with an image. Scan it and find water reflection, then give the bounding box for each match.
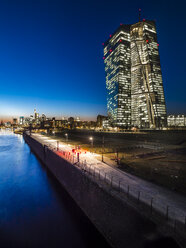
[0,131,110,248]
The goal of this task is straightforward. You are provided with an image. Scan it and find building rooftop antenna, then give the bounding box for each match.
[139,8,141,22]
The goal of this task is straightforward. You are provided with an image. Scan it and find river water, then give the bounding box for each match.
[0,131,110,248]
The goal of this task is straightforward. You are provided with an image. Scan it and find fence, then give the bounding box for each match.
[45,142,186,239]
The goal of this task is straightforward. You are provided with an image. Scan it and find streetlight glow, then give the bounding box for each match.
[89,136,93,150]
[65,133,68,142]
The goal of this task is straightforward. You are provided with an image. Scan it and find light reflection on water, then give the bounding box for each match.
[0,130,110,248]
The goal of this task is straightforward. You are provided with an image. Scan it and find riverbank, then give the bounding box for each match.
[24,132,186,248]
[44,129,186,196]
[0,131,111,248]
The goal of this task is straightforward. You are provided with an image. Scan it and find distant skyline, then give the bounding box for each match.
[0,0,186,121]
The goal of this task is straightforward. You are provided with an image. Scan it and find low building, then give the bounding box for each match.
[97,115,107,128]
[102,119,110,129]
[13,118,17,125]
[167,115,186,127]
[24,117,32,126]
[5,122,11,127]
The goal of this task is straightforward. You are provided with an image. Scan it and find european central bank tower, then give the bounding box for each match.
[103,20,167,129]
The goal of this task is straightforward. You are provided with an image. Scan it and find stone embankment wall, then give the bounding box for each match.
[23,133,180,248]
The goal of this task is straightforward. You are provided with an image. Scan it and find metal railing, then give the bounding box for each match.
[46,143,186,239]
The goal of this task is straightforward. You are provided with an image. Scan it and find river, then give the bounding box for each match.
[0,130,110,248]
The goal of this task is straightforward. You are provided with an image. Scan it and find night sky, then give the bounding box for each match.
[0,0,186,120]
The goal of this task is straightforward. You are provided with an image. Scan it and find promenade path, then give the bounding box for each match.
[31,133,186,226]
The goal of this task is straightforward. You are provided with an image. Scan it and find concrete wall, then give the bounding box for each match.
[23,133,177,248]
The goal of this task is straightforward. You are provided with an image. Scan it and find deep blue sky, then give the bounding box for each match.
[0,0,186,120]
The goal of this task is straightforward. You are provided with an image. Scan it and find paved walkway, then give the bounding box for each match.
[31,133,186,225]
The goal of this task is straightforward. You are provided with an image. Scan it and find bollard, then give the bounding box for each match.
[127,185,130,198]
[150,198,153,214]
[166,206,169,220]
[138,191,140,204]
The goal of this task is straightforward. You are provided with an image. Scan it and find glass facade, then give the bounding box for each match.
[167,115,186,127]
[130,21,167,128]
[103,20,167,129]
[103,25,131,127]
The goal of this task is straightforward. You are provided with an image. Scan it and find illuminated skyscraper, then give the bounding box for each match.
[103,19,167,129]
[103,25,131,127]
[130,20,167,128]
[19,116,24,125]
[34,109,40,124]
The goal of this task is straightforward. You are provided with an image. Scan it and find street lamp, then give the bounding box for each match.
[65,133,68,142]
[89,137,93,149]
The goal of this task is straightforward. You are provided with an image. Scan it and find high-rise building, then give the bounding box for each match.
[19,116,24,125]
[34,109,40,124]
[103,19,167,129]
[103,25,131,127]
[130,20,167,128]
